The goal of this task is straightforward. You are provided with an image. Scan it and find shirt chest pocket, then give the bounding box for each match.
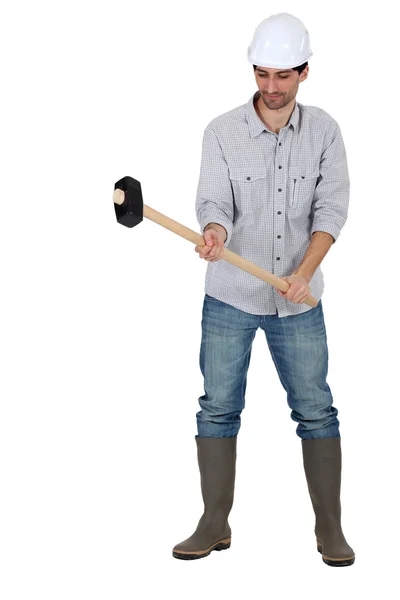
[228,168,268,213]
[288,168,319,209]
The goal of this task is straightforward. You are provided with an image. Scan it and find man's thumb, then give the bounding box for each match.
[204,232,215,246]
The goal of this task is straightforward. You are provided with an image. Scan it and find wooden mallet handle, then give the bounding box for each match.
[113,190,318,308]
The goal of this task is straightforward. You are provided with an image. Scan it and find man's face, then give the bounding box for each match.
[254,66,308,110]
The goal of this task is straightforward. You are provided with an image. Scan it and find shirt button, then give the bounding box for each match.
[301,176,305,179]
[278,166,282,169]
[276,257,280,260]
[278,188,282,192]
[279,142,282,146]
[247,176,251,180]
[277,235,281,239]
[277,211,281,215]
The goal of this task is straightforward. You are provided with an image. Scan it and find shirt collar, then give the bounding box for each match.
[246,91,299,138]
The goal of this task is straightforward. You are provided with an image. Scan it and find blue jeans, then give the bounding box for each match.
[196,294,340,440]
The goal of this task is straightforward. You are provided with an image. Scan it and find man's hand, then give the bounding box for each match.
[275,274,311,304]
[195,225,226,262]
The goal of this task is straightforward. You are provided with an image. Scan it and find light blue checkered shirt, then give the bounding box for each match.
[195,90,350,317]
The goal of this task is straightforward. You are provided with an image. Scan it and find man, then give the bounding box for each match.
[172,13,355,567]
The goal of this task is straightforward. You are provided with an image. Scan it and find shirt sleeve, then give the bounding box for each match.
[195,126,234,246]
[311,121,350,244]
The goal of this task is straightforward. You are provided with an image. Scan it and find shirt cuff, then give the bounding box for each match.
[311,222,340,244]
[199,213,233,246]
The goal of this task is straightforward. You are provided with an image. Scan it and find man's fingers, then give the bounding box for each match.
[195,245,213,257]
[195,241,224,260]
[205,252,223,261]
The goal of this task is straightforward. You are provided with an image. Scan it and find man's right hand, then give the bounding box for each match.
[195,224,227,262]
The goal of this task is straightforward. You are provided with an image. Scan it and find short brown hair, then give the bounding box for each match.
[253,62,308,74]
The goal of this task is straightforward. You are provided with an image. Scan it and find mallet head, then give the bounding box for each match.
[113,176,143,228]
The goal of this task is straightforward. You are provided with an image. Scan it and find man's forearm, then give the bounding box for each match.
[204,222,227,242]
[292,231,335,283]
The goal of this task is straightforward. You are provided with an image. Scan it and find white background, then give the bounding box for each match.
[1,0,399,598]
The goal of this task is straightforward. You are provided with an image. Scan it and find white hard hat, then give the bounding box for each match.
[247,13,312,69]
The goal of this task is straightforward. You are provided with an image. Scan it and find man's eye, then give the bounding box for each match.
[258,74,288,79]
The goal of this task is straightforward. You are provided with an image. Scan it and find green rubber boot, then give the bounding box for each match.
[173,436,237,560]
[302,437,355,566]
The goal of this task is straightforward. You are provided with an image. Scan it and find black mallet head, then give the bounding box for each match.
[113,176,143,228]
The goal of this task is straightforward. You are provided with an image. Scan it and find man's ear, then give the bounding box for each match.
[300,66,309,82]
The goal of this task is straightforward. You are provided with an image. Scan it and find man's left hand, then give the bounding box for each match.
[274,274,311,304]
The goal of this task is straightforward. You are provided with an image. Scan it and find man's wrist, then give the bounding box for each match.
[292,269,312,283]
[204,223,227,242]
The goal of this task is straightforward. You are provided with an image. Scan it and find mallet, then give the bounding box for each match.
[113,176,318,308]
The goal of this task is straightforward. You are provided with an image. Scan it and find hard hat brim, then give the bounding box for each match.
[248,51,313,69]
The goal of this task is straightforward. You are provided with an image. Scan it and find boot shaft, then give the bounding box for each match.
[196,435,237,516]
[302,437,342,518]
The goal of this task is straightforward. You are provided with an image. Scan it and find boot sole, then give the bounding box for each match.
[317,541,355,567]
[173,538,231,560]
